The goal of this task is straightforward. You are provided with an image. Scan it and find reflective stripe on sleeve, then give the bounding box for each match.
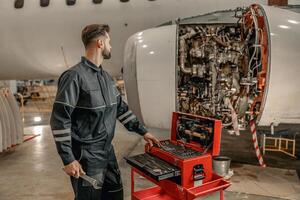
[121,115,136,125]
[52,128,71,135]
[54,135,71,142]
[118,110,132,121]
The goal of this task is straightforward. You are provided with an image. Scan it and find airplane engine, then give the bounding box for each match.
[123,4,300,130]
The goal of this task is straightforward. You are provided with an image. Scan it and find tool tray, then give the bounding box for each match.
[125,153,181,181]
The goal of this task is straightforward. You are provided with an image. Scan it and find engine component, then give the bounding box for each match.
[177,6,269,132]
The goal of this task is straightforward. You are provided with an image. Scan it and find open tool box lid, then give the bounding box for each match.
[170,112,222,156]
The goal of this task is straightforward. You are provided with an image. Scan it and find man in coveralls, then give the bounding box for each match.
[50,24,160,200]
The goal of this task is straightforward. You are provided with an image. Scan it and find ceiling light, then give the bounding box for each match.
[278,25,290,29]
[138,40,143,43]
[142,45,148,48]
[149,51,155,55]
[288,19,299,24]
[34,116,42,122]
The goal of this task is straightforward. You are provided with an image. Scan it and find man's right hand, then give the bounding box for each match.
[63,160,85,178]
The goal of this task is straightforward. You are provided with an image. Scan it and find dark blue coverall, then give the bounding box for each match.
[50,57,147,200]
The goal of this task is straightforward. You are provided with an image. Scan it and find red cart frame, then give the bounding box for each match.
[131,167,230,200]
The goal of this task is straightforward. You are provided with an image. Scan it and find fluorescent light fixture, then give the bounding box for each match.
[138,32,143,36]
[142,44,148,48]
[138,40,143,43]
[278,25,290,29]
[288,19,299,24]
[34,116,42,122]
[137,36,142,40]
[149,51,155,55]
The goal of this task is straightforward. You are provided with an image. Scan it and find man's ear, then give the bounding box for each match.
[97,39,104,49]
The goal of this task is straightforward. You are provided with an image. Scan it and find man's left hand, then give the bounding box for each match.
[143,132,161,147]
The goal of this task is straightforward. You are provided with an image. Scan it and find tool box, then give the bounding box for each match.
[125,112,230,200]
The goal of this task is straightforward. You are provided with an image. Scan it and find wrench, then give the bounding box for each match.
[80,174,102,189]
[62,168,101,189]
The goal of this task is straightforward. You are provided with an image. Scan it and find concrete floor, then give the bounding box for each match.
[0,122,299,200]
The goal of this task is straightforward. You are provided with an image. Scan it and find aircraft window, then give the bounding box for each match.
[14,0,24,9]
[66,0,76,6]
[120,0,130,2]
[93,0,103,4]
[40,0,50,7]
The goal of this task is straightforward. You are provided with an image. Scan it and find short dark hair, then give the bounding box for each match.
[81,24,110,48]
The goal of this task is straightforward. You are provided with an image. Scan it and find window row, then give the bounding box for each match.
[14,0,156,9]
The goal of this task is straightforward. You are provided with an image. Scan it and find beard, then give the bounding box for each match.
[102,45,111,59]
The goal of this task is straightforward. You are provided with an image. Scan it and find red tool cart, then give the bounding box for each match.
[125,112,230,200]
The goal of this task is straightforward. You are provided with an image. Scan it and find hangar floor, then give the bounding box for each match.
[0,116,299,200]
